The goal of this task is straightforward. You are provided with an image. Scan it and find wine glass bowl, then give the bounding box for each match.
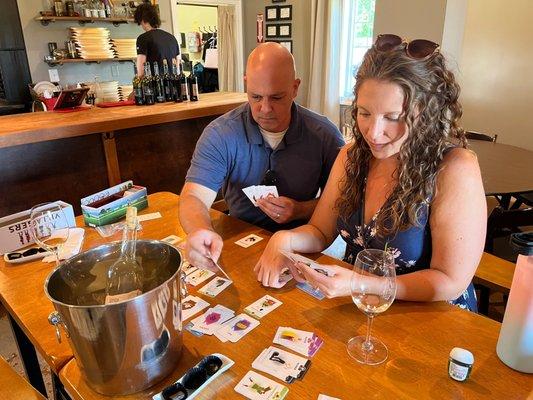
[347,248,397,365]
[30,202,70,266]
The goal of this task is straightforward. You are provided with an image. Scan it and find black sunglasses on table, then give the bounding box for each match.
[375,34,440,60]
[6,246,49,261]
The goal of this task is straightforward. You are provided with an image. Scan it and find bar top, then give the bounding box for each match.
[0,92,248,149]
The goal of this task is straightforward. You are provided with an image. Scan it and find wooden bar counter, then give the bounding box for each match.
[0,92,247,216]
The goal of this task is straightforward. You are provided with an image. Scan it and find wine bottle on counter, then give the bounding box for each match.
[178,61,189,101]
[162,59,173,102]
[132,64,144,105]
[171,58,182,103]
[153,61,165,103]
[189,70,199,102]
[105,207,144,304]
[142,62,155,105]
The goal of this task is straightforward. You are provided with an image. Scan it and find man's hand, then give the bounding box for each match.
[256,196,301,224]
[254,231,294,288]
[184,229,223,270]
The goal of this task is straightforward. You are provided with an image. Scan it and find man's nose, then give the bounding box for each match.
[260,98,273,113]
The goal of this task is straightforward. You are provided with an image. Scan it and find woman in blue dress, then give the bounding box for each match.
[254,34,486,312]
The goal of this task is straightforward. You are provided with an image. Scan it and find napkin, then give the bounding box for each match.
[43,228,85,263]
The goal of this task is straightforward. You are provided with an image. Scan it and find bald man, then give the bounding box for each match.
[179,43,344,269]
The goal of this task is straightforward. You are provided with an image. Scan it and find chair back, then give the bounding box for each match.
[466,130,498,142]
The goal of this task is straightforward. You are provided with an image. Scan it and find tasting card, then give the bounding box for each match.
[273,327,324,357]
[187,304,235,335]
[214,313,260,343]
[180,295,210,321]
[185,268,215,286]
[198,277,233,297]
[318,395,341,400]
[161,234,183,245]
[252,346,311,383]
[242,185,279,206]
[235,234,264,248]
[234,370,289,400]
[244,295,283,319]
[180,260,198,276]
[278,268,293,285]
[279,250,335,277]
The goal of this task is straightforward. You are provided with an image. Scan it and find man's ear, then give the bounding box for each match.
[293,78,301,98]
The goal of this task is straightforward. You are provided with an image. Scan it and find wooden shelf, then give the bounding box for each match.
[45,57,135,66]
[35,15,134,26]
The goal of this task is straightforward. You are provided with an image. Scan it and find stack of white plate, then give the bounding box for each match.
[111,39,137,59]
[118,85,133,101]
[70,27,115,59]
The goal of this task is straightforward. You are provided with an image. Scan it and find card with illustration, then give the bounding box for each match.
[235,234,264,248]
[296,281,326,300]
[278,268,293,285]
[279,250,335,277]
[273,327,324,357]
[198,277,233,297]
[214,313,260,343]
[244,295,283,319]
[185,268,215,286]
[252,346,310,383]
[181,295,210,321]
[234,370,289,400]
[180,260,198,276]
[242,185,279,207]
[189,305,235,335]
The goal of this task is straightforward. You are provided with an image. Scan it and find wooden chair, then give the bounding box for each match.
[485,206,533,254]
[211,198,229,214]
[466,130,498,142]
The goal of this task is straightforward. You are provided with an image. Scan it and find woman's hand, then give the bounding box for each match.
[254,231,299,288]
[295,262,353,298]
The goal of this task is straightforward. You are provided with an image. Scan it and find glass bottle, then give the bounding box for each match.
[162,59,173,102]
[189,69,199,102]
[178,61,188,101]
[132,64,143,105]
[142,62,155,105]
[152,61,165,103]
[171,58,182,103]
[105,207,143,304]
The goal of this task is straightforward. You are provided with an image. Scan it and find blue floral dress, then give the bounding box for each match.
[337,201,478,312]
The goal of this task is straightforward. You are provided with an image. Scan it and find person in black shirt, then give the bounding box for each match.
[134,3,180,76]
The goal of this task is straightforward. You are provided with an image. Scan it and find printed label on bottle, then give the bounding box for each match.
[448,361,470,381]
[192,85,198,96]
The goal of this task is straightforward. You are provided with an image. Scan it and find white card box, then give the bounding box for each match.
[0,201,76,254]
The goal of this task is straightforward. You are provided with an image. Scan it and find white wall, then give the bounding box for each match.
[458,0,533,150]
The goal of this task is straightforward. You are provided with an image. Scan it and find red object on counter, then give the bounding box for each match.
[96,100,136,108]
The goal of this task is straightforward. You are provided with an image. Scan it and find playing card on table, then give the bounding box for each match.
[279,250,335,277]
[198,277,232,297]
[296,281,326,300]
[181,295,209,321]
[185,268,215,286]
[234,370,289,400]
[214,313,260,343]
[235,234,263,248]
[180,260,198,276]
[318,395,341,400]
[244,295,282,319]
[189,304,235,335]
[273,327,324,357]
[252,346,310,383]
[161,234,183,245]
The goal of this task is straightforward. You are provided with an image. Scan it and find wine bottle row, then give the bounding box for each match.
[132,58,199,106]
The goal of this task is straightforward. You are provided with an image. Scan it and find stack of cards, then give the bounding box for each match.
[273,327,323,357]
[214,313,260,343]
[234,371,289,400]
[235,234,264,248]
[252,346,311,383]
[242,185,279,206]
[181,295,210,321]
[244,295,283,319]
[198,277,233,297]
[186,305,235,336]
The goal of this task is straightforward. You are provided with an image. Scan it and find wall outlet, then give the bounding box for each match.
[48,69,60,82]
[111,64,119,77]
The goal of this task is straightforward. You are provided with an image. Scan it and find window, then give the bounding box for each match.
[339,0,376,101]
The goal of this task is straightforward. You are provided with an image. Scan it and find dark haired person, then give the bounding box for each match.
[255,34,486,311]
[134,3,180,76]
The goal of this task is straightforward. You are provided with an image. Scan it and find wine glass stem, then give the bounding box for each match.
[363,315,375,352]
[54,251,60,267]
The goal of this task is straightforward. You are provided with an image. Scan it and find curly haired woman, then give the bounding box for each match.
[254,34,486,311]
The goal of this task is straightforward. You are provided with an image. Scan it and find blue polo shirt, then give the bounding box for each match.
[186,102,344,231]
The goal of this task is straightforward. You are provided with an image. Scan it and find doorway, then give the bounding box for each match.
[172,0,244,92]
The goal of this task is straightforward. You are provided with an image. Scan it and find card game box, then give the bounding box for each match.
[81,181,148,227]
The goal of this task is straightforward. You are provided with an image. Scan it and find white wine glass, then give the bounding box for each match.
[347,248,397,365]
[30,202,70,266]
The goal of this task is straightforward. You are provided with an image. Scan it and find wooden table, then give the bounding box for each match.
[42,193,529,399]
[0,357,45,400]
[469,141,533,205]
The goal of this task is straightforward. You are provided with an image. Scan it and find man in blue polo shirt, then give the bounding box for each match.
[179,42,344,270]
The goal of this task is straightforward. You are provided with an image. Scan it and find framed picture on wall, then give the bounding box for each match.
[265,6,278,21]
[278,40,292,53]
[278,5,292,20]
[272,0,286,3]
[278,23,291,38]
[265,24,278,38]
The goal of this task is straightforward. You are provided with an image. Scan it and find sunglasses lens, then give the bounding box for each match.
[375,34,402,51]
[407,39,439,59]
[37,247,48,253]
[182,367,208,391]
[198,355,223,376]
[22,248,39,257]
[161,382,187,400]
[7,253,22,260]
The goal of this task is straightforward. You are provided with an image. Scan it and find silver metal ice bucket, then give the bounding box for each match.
[44,240,186,395]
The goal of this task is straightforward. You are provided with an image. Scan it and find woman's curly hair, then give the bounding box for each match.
[336,45,466,237]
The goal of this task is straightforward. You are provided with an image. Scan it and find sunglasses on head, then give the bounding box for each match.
[375,34,439,60]
[161,355,223,400]
[6,247,48,261]
[261,169,278,186]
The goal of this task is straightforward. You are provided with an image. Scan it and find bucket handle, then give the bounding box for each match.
[48,311,70,343]
[180,271,188,298]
